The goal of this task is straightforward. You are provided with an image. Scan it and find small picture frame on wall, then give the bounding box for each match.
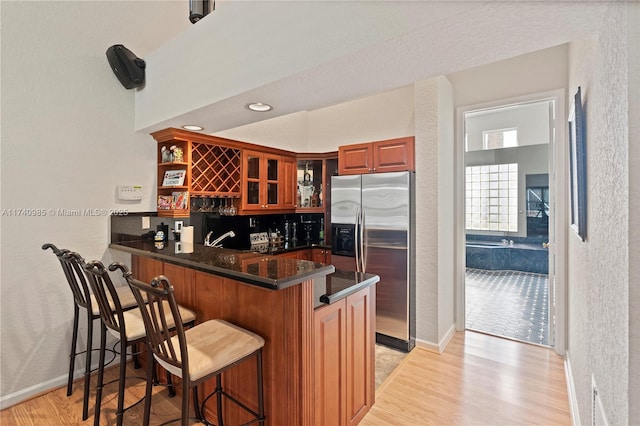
[568,86,587,241]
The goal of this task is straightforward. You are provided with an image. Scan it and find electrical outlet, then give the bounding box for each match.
[142,216,150,229]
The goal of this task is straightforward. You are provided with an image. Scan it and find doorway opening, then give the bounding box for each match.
[462,98,556,347]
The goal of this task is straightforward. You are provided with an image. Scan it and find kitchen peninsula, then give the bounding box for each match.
[110,239,378,426]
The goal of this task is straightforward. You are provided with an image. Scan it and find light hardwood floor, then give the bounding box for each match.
[362,331,571,425]
[1,331,571,425]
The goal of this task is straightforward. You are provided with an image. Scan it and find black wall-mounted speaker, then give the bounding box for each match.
[105,44,146,89]
[189,0,214,24]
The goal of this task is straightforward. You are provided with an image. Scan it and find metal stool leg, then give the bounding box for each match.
[82,311,94,420]
[132,342,141,369]
[115,339,127,426]
[193,386,202,421]
[142,347,154,426]
[167,372,176,397]
[216,374,224,426]
[181,377,190,426]
[67,305,80,397]
[257,349,265,425]
[93,324,107,426]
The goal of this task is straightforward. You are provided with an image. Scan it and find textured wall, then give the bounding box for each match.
[0,1,190,407]
[436,78,456,341]
[627,2,640,422]
[567,3,631,424]
[414,79,441,344]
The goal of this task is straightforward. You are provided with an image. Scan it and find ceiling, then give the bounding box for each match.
[135,0,607,134]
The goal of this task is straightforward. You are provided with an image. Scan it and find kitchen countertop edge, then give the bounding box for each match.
[109,242,335,290]
[320,272,380,305]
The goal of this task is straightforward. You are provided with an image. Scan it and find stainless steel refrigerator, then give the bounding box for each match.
[331,171,415,352]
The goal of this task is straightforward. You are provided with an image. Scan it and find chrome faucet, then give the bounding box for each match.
[204,230,236,248]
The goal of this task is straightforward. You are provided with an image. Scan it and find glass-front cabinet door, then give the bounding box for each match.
[241,150,284,211]
[266,157,279,206]
[244,152,262,209]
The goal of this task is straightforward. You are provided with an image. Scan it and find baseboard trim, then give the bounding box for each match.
[415,323,457,354]
[0,350,127,410]
[0,373,68,410]
[564,350,581,426]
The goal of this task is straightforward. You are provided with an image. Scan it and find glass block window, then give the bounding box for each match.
[466,163,519,232]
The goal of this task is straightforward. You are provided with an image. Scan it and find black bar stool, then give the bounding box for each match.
[82,258,197,426]
[113,264,266,426]
[42,243,139,421]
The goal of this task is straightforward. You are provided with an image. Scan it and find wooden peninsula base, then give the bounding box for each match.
[130,253,376,426]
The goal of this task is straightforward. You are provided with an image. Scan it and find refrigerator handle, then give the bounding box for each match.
[354,207,361,272]
[361,208,367,273]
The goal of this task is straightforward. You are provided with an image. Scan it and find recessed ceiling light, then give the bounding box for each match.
[183,125,203,131]
[247,102,272,112]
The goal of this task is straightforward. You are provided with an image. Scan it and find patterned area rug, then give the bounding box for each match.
[465,268,550,346]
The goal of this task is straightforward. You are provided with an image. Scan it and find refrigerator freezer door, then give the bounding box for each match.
[361,172,410,231]
[330,175,361,225]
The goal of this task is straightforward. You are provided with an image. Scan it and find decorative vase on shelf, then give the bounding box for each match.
[161,146,171,163]
[171,145,182,162]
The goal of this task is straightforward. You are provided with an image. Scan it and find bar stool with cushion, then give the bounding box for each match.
[112,264,266,426]
[81,258,197,426]
[42,243,140,421]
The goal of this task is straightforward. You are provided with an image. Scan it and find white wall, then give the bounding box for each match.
[216,85,416,153]
[0,1,189,407]
[566,3,635,424]
[306,86,416,151]
[214,111,310,152]
[627,3,640,424]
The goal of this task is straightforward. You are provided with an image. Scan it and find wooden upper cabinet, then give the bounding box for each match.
[240,151,297,213]
[338,136,415,175]
[337,142,373,175]
[372,137,415,173]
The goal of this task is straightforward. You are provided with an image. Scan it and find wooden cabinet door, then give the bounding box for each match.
[312,248,330,264]
[264,154,280,208]
[276,251,299,260]
[314,300,347,426]
[312,248,325,264]
[241,150,264,211]
[339,137,415,175]
[281,155,297,209]
[338,142,373,175]
[345,287,375,426]
[242,150,293,212]
[372,136,415,173]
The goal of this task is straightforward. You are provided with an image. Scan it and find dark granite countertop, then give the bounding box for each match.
[320,269,380,305]
[110,240,334,291]
[249,241,330,255]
